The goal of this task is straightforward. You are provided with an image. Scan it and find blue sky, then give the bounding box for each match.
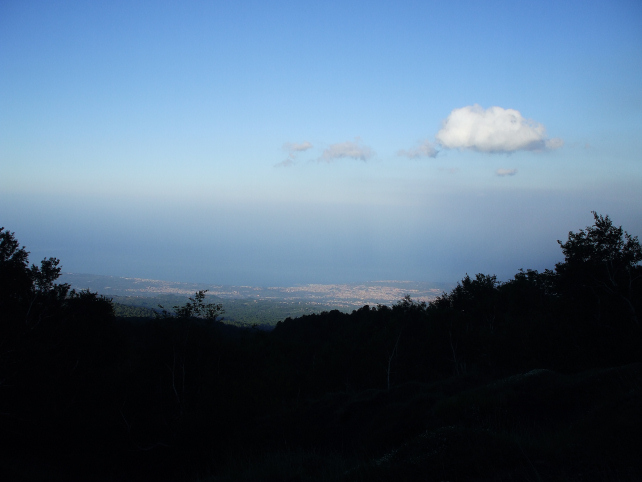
[2,0,641,286]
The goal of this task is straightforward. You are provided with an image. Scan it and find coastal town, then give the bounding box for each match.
[59,273,451,309]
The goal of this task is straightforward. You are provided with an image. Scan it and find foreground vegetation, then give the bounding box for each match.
[110,293,342,329]
[1,212,641,481]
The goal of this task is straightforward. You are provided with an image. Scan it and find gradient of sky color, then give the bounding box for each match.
[2,0,641,286]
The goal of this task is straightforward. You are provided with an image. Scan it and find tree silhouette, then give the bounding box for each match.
[157,289,224,321]
[0,227,70,328]
[556,212,642,327]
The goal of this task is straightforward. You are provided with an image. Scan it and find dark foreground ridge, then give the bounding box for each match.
[1,212,641,481]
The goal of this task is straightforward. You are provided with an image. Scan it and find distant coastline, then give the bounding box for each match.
[58,272,453,308]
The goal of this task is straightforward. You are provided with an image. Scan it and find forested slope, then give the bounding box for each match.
[1,212,641,481]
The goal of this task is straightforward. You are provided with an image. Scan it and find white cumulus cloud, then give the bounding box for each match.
[435,105,563,153]
[321,138,374,162]
[496,168,518,176]
[397,140,438,159]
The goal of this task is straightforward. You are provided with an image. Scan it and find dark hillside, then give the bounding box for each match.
[1,213,641,481]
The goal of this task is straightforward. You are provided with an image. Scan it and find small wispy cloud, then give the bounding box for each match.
[275,141,313,167]
[397,140,438,159]
[496,168,518,176]
[545,138,564,150]
[274,158,296,168]
[435,105,563,153]
[321,138,374,162]
[285,141,313,153]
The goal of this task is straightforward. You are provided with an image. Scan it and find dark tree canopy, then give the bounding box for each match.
[157,289,224,321]
[0,227,71,326]
[556,211,642,269]
[555,212,641,327]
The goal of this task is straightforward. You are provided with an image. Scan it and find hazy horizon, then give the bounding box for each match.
[2,1,641,287]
